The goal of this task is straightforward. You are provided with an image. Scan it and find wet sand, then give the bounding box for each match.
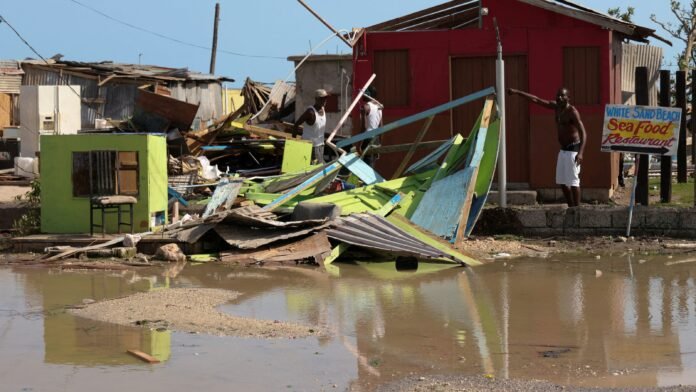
[70,288,320,338]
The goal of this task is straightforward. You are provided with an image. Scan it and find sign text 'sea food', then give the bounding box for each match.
[601,105,682,155]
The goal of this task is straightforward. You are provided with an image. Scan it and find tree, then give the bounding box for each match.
[608,6,635,23]
[650,1,696,71]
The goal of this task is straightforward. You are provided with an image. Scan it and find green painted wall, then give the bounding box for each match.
[40,134,168,234]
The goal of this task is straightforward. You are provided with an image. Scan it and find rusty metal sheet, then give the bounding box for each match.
[326,214,460,262]
[214,222,331,250]
[131,90,199,132]
[220,232,332,265]
[222,204,336,228]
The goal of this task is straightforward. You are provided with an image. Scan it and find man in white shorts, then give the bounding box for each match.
[508,87,587,207]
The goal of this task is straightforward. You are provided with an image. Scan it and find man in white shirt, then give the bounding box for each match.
[358,87,383,167]
[293,89,328,164]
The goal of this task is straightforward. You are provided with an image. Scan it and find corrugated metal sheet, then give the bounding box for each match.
[326,213,465,264]
[0,60,23,94]
[621,44,662,106]
[169,81,223,126]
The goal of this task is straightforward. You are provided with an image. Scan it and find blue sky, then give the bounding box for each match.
[0,0,680,87]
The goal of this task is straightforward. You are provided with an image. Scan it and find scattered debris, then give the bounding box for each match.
[154,244,186,262]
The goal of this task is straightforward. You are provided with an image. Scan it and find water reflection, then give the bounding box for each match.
[4,254,696,389]
[21,268,172,364]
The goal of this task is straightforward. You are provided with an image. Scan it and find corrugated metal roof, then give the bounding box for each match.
[621,44,663,106]
[22,59,233,83]
[326,213,466,264]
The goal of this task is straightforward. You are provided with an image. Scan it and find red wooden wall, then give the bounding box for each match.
[352,0,618,191]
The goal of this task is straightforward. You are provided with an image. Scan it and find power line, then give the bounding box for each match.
[67,0,287,61]
[0,14,87,107]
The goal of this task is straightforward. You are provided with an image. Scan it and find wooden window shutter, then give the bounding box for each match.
[117,151,139,196]
[373,50,410,107]
[563,47,600,105]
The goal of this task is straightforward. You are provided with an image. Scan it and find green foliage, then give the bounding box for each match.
[12,179,41,236]
[607,6,635,23]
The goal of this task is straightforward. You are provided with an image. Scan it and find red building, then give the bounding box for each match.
[352,0,667,201]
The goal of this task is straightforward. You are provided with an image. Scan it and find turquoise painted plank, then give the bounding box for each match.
[262,159,344,211]
[336,87,496,148]
[338,154,385,185]
[409,167,475,238]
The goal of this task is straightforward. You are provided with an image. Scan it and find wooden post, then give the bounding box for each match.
[635,67,649,205]
[297,0,353,48]
[659,70,672,203]
[209,3,220,74]
[677,70,687,183]
[693,70,696,206]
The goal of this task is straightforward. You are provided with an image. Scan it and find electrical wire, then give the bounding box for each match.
[0,14,92,109]
[67,0,287,61]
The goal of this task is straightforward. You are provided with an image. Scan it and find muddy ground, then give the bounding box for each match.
[378,375,696,392]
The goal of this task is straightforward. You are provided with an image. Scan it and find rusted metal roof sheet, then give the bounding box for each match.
[621,43,663,106]
[326,213,465,263]
[21,61,225,129]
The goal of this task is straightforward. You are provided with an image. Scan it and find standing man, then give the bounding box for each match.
[508,87,587,207]
[293,89,328,164]
[358,87,383,167]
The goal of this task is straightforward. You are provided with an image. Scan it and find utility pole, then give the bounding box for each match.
[209,2,220,75]
[494,18,507,207]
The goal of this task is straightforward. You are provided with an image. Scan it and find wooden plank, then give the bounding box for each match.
[365,139,448,155]
[127,349,160,364]
[239,122,300,140]
[336,87,495,148]
[297,0,353,47]
[455,98,495,245]
[262,159,344,211]
[367,0,473,31]
[392,116,434,179]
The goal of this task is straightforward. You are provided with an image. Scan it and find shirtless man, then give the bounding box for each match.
[508,87,587,207]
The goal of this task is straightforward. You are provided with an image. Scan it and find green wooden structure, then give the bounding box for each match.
[40,134,168,234]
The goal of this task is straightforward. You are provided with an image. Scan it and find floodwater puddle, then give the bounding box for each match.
[1,254,695,391]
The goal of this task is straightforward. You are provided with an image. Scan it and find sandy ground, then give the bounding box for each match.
[70,288,321,339]
[0,185,29,203]
[377,375,696,392]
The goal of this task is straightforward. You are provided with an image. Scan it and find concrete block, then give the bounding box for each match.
[516,208,548,228]
[679,209,696,229]
[546,208,567,228]
[644,208,679,229]
[488,190,538,205]
[563,207,579,227]
[611,207,645,229]
[577,207,612,228]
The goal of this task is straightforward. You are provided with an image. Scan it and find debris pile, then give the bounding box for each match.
[35,87,501,269]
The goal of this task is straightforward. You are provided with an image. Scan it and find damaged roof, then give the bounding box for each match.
[20,59,234,83]
[366,0,671,45]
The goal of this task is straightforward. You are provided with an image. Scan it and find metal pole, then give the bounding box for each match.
[297,0,353,48]
[494,18,507,207]
[627,156,639,237]
[209,3,220,75]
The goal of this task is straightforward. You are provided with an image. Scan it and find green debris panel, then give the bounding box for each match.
[281,139,313,174]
